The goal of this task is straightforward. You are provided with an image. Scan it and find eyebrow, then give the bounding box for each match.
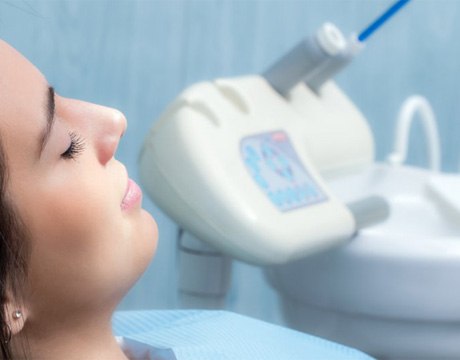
[39,85,55,157]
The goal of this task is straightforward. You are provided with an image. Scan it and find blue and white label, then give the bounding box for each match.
[240,131,327,212]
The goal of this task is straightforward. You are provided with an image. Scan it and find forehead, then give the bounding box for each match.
[0,40,47,163]
[0,39,45,108]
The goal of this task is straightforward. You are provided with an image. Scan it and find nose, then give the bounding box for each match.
[96,108,127,165]
[59,97,128,165]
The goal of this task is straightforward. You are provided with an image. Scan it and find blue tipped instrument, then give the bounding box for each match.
[264,0,413,95]
[358,0,412,42]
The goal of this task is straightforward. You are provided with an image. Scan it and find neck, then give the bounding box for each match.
[16,312,128,360]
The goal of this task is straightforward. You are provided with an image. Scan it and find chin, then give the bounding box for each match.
[137,209,159,272]
[116,210,158,302]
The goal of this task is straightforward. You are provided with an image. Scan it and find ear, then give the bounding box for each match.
[3,297,28,336]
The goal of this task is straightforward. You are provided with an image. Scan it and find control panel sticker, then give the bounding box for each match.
[240,131,327,211]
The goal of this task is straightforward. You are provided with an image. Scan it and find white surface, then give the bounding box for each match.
[428,173,460,218]
[286,81,374,179]
[268,163,460,359]
[139,75,373,265]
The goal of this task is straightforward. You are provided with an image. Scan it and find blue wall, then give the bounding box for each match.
[1,0,459,322]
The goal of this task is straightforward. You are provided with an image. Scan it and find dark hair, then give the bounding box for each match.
[0,135,30,359]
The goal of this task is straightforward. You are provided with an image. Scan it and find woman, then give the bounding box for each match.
[0,38,375,360]
[0,39,158,359]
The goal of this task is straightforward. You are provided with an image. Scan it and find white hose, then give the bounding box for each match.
[387,95,441,172]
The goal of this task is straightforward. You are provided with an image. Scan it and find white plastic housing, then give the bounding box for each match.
[139,75,373,265]
[287,81,374,178]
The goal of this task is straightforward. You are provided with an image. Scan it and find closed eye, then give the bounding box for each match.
[61,132,86,160]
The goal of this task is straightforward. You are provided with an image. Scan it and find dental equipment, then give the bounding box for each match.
[134,2,460,358]
[264,0,412,95]
[139,0,410,266]
[266,96,460,360]
[387,95,441,172]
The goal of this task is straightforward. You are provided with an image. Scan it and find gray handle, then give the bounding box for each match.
[263,23,348,96]
[263,35,329,96]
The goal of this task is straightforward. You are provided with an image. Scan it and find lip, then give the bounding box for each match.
[121,178,143,211]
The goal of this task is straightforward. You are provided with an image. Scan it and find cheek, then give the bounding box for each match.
[21,181,131,308]
[17,168,126,277]
[10,156,158,311]
[27,178,122,251]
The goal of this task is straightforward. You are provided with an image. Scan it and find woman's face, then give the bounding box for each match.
[0,40,158,321]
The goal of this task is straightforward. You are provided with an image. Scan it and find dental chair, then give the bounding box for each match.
[138,2,460,359]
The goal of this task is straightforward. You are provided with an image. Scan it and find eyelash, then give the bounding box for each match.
[61,132,86,160]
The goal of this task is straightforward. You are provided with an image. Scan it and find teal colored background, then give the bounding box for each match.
[1,0,458,323]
